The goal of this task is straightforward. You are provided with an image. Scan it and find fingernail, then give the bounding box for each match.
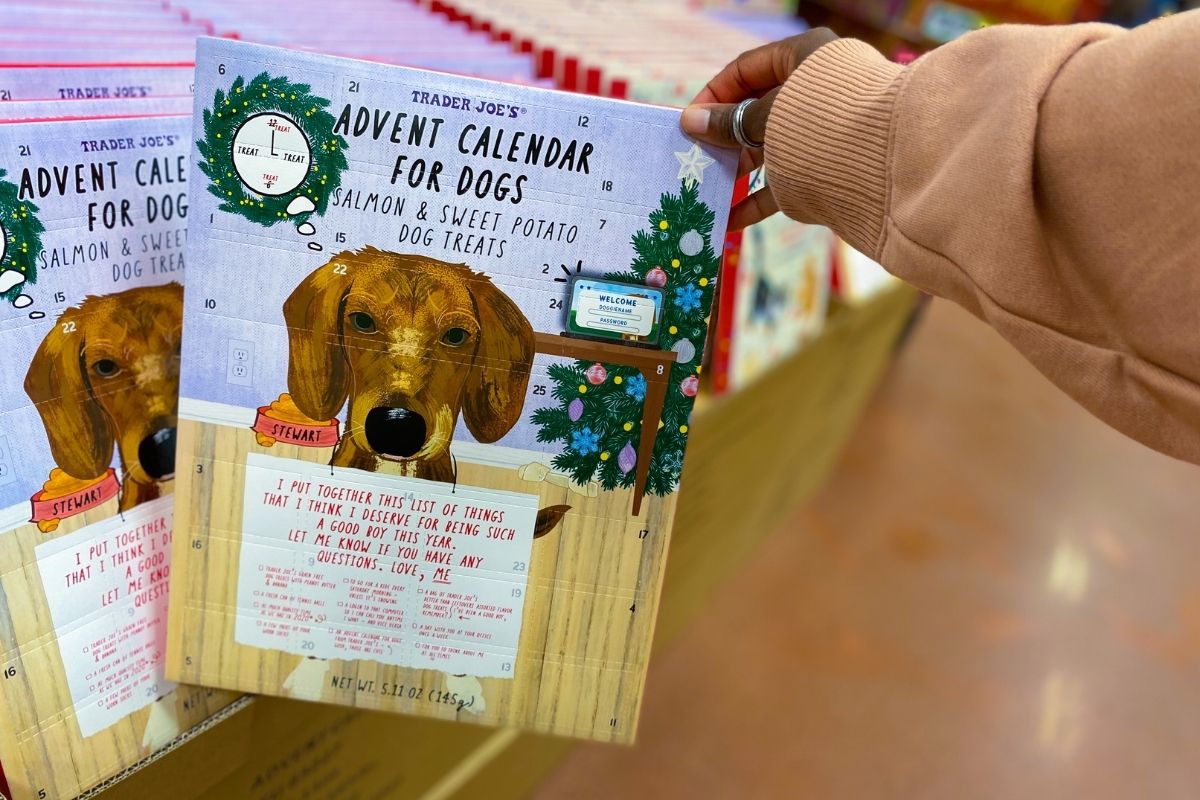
[680,106,710,135]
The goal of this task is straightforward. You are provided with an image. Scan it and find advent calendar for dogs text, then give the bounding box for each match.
[168,38,735,743]
[0,114,239,800]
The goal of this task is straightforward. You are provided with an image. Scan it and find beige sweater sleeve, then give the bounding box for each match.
[763,11,1200,464]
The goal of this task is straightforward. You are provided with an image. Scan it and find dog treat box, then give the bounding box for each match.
[167,38,735,744]
[0,113,241,800]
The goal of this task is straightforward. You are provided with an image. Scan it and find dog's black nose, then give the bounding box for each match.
[138,428,176,480]
[365,407,427,458]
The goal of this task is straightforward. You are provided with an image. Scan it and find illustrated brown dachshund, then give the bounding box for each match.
[284,247,568,538]
[24,283,182,511]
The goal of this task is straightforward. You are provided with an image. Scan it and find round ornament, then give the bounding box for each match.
[680,375,700,397]
[0,221,6,265]
[585,363,608,385]
[618,442,637,474]
[679,229,704,257]
[645,266,668,287]
[232,112,312,196]
[672,338,697,364]
[568,398,584,421]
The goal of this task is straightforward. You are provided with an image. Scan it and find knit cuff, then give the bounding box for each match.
[764,39,905,259]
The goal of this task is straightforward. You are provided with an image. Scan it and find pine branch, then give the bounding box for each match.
[531,407,572,442]
[604,270,641,284]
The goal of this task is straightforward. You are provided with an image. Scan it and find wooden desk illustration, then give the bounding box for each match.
[533,332,676,515]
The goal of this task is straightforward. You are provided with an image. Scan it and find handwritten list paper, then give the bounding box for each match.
[235,454,538,676]
[34,496,176,737]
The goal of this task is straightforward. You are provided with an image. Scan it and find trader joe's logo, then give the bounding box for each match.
[0,168,44,314]
[198,71,347,242]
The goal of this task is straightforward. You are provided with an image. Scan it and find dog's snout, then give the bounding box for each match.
[365,407,427,458]
[138,427,176,480]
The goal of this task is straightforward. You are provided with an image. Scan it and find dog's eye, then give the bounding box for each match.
[441,327,470,347]
[92,359,120,378]
[349,312,377,333]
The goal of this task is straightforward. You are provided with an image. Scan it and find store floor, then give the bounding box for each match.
[531,299,1200,799]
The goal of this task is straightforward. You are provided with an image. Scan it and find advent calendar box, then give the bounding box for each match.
[0,64,196,103]
[0,114,240,800]
[0,96,193,123]
[167,37,735,744]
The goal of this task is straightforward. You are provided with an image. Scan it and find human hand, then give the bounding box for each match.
[681,28,839,230]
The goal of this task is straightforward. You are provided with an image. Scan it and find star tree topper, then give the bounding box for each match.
[674,143,715,186]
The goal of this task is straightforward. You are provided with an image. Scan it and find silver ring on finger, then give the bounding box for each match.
[731,98,764,149]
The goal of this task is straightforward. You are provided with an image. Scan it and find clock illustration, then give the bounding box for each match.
[0,221,7,266]
[231,112,313,197]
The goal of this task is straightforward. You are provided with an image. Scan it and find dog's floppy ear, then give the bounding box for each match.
[283,257,354,421]
[24,309,112,480]
[463,274,534,443]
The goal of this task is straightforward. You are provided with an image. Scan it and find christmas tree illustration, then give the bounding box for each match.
[0,168,44,306]
[532,179,718,496]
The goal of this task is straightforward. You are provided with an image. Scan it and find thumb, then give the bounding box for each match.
[680,87,778,149]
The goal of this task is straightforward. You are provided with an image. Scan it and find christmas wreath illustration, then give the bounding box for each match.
[198,72,348,228]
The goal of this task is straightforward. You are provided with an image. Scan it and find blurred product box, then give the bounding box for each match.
[728,216,835,392]
[834,238,900,303]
